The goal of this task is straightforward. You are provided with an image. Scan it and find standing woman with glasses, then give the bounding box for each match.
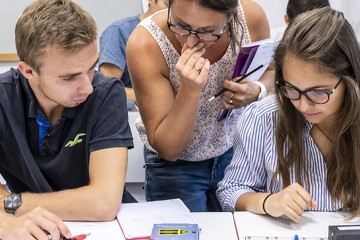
[126,0,273,211]
[217,7,360,221]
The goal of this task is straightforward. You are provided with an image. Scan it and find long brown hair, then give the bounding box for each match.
[273,7,360,217]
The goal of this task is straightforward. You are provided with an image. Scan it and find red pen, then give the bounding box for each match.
[72,233,91,240]
[62,233,91,240]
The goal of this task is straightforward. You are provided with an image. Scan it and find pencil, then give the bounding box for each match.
[207,64,265,102]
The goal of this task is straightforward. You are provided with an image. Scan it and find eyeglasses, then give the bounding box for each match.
[276,79,343,104]
[166,6,227,42]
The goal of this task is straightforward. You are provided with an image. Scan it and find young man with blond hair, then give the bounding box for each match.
[0,0,133,238]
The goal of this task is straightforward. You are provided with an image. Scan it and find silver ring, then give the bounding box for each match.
[48,235,52,240]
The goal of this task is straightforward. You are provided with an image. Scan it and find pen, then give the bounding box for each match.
[62,233,91,240]
[207,63,265,102]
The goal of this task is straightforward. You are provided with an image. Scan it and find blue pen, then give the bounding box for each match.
[294,234,299,240]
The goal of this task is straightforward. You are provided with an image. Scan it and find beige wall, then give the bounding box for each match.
[0,0,142,53]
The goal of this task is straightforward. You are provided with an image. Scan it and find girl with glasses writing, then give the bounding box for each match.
[217,7,360,221]
[127,0,273,212]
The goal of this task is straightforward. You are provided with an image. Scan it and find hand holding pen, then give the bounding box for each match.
[2,207,71,240]
[208,64,264,102]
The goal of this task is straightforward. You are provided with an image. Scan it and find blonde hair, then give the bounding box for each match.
[15,0,97,73]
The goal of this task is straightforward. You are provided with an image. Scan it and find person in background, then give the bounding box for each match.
[127,0,273,212]
[285,0,330,24]
[217,7,360,222]
[271,0,330,37]
[0,0,133,238]
[99,0,169,109]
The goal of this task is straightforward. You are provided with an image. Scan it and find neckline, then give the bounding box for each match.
[314,124,333,144]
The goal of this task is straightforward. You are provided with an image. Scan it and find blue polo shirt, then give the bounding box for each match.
[99,15,140,88]
[0,68,133,193]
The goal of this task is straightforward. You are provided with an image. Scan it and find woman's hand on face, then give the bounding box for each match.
[264,183,317,223]
[176,42,210,92]
[1,207,71,240]
[222,78,260,109]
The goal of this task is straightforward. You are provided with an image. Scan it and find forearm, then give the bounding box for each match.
[14,148,128,221]
[0,211,11,238]
[150,88,201,160]
[16,183,123,221]
[100,64,136,101]
[235,192,269,214]
[125,87,136,101]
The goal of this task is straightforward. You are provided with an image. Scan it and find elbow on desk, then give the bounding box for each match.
[87,198,120,221]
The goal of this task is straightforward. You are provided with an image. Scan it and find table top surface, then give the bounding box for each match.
[65,212,239,240]
[234,211,360,239]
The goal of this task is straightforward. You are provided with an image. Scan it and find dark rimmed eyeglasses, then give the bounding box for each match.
[166,6,228,42]
[276,79,343,104]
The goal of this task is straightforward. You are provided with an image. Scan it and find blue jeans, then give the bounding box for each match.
[122,187,138,203]
[144,147,233,212]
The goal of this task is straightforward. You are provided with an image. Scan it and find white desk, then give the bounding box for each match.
[0,174,5,185]
[234,211,360,239]
[192,212,238,240]
[65,220,125,240]
[65,212,239,240]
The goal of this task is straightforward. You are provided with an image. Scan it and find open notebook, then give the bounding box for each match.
[117,199,196,240]
[232,35,281,81]
[217,35,281,122]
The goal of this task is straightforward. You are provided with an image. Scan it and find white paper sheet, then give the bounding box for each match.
[117,199,195,239]
[65,220,125,240]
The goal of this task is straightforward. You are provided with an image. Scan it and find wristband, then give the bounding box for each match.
[254,81,267,100]
[262,193,273,215]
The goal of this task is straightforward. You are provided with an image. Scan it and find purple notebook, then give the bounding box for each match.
[218,45,260,122]
[232,45,259,78]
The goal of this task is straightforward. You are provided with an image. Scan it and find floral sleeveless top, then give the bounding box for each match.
[136,3,252,161]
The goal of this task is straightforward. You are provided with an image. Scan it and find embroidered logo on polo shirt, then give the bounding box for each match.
[65,133,86,147]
